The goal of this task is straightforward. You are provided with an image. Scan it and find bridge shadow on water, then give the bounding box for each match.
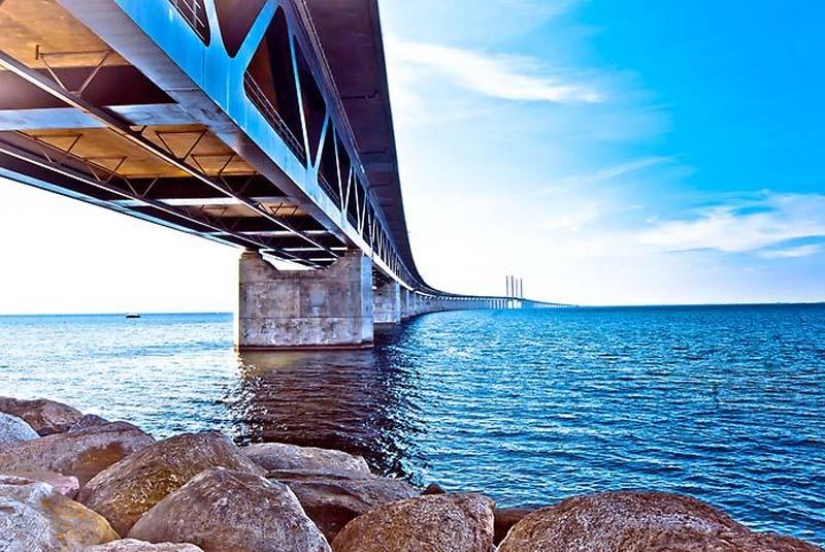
[227,322,427,480]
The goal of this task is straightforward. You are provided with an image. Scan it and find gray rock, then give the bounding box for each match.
[494,507,537,545]
[270,471,419,541]
[0,475,119,551]
[129,468,331,552]
[422,482,447,495]
[243,442,371,476]
[77,431,265,536]
[0,469,80,496]
[85,539,205,551]
[497,491,823,552]
[331,492,495,552]
[0,412,38,452]
[0,396,83,435]
[70,414,111,433]
[0,421,155,486]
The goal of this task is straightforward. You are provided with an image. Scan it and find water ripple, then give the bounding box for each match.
[0,306,823,544]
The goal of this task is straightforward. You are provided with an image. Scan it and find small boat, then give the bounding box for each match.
[125,313,141,319]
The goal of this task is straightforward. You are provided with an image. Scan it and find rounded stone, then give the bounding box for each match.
[77,431,265,536]
[0,421,155,486]
[422,483,447,495]
[0,396,83,435]
[128,468,331,552]
[69,413,111,433]
[85,538,206,551]
[243,442,371,476]
[0,476,119,551]
[331,492,495,552]
[0,412,38,452]
[0,469,80,496]
[271,471,419,541]
[494,507,537,545]
[497,491,822,552]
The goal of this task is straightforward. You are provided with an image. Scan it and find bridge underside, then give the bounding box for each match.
[0,0,565,349]
[0,0,349,269]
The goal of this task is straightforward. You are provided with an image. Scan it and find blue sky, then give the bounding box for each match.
[0,0,823,313]
[381,0,825,305]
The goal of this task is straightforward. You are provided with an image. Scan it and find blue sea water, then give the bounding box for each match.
[0,305,823,544]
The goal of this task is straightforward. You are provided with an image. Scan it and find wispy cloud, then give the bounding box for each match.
[387,38,604,105]
[758,244,822,259]
[496,0,585,20]
[638,193,825,255]
[541,156,675,195]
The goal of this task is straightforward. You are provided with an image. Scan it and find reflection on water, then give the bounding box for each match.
[1,306,824,544]
[232,343,422,478]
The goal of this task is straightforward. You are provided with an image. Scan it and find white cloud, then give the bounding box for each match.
[638,193,825,254]
[758,244,822,259]
[387,38,604,105]
[497,0,582,17]
[541,156,675,195]
[542,202,607,232]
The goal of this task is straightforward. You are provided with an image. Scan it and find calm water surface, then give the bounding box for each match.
[0,305,823,544]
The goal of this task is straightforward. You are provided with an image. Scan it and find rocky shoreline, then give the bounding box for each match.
[0,396,821,551]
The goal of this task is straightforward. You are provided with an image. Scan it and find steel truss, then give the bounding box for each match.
[0,48,339,265]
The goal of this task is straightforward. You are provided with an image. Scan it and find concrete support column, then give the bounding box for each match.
[374,281,402,324]
[236,249,373,350]
[400,289,411,320]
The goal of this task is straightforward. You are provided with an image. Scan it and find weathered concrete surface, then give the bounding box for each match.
[497,491,823,552]
[86,539,205,551]
[0,421,155,486]
[270,471,419,541]
[331,492,495,552]
[0,476,119,551]
[77,431,264,536]
[374,281,401,324]
[400,288,413,320]
[0,396,83,435]
[243,442,371,476]
[236,250,373,350]
[129,468,331,552]
[0,412,38,452]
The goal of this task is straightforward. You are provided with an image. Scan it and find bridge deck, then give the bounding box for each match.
[0,0,567,307]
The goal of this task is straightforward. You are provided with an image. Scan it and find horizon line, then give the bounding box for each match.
[1,301,824,317]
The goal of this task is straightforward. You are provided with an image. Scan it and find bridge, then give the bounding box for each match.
[0,0,568,349]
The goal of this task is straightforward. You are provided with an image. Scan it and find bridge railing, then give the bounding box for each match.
[243,72,307,165]
[168,0,210,43]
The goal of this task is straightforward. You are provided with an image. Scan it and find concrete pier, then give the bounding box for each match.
[374,281,401,324]
[400,289,413,320]
[236,250,374,350]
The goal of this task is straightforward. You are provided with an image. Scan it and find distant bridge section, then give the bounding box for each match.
[0,0,569,349]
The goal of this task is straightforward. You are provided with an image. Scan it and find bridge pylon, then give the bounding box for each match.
[236,249,374,350]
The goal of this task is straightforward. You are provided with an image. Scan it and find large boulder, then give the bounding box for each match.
[70,414,112,433]
[85,539,205,551]
[77,431,265,536]
[270,471,419,540]
[0,396,83,435]
[244,442,371,476]
[0,469,80,496]
[331,492,495,552]
[0,476,118,551]
[0,421,155,486]
[495,507,537,545]
[497,491,823,552]
[0,412,38,452]
[129,468,331,552]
